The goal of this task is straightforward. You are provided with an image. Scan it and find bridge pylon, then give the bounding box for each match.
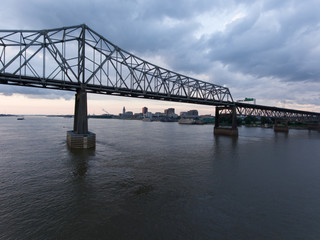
[214,105,239,137]
[67,89,96,148]
[273,119,289,133]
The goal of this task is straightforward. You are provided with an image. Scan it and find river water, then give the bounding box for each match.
[0,116,320,239]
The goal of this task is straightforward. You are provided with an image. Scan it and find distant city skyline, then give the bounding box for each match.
[121,106,202,117]
[120,104,203,117]
[0,91,217,116]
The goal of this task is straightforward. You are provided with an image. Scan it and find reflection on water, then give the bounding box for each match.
[274,130,289,141]
[0,117,320,239]
[214,134,238,151]
[68,148,95,177]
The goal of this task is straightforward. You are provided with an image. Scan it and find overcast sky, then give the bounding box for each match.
[0,0,319,115]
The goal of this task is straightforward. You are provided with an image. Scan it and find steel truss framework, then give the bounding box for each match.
[0,24,233,105]
[216,104,320,121]
[0,24,319,121]
[235,103,320,121]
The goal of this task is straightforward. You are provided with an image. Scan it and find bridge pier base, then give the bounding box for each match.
[67,89,96,149]
[67,131,96,149]
[214,106,238,137]
[214,127,239,136]
[274,119,289,133]
[307,123,320,131]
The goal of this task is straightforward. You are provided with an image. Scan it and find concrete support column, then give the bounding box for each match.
[67,89,96,149]
[74,89,88,134]
[214,107,220,129]
[274,119,289,132]
[307,123,320,131]
[214,105,238,136]
[231,105,237,130]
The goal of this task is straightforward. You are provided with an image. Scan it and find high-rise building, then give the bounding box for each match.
[180,111,188,117]
[123,106,126,114]
[142,107,148,114]
[187,110,198,116]
[164,108,175,115]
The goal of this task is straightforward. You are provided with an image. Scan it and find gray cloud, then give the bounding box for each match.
[206,0,320,82]
[0,85,74,100]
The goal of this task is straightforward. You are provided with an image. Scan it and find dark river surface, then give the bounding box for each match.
[0,116,320,239]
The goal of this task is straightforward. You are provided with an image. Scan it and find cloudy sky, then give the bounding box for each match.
[0,0,319,115]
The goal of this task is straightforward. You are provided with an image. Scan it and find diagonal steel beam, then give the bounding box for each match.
[0,33,42,73]
[13,46,43,75]
[44,32,78,82]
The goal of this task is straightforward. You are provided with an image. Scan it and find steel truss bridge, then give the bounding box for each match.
[0,24,320,123]
[235,102,320,121]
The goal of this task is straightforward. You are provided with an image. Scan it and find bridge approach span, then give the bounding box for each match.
[235,102,320,121]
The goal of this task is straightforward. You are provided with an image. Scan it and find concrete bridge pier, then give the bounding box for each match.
[67,89,96,149]
[274,119,289,133]
[307,123,320,131]
[214,105,239,136]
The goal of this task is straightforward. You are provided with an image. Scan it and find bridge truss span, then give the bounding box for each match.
[0,24,233,105]
[235,102,320,121]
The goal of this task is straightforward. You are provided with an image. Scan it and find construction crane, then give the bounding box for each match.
[102,109,111,115]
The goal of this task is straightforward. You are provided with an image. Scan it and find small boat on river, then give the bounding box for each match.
[178,118,195,124]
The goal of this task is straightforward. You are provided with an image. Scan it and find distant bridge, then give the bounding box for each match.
[0,24,319,147]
